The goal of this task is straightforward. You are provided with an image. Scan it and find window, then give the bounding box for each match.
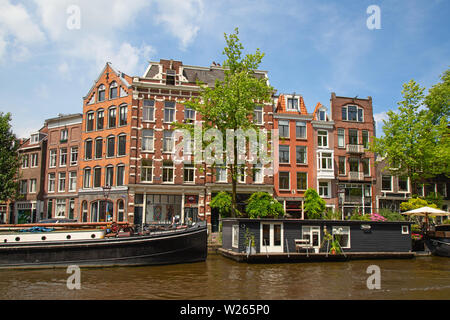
[70,147,78,166]
[84,140,92,160]
[337,128,345,148]
[254,106,263,125]
[297,172,307,190]
[296,146,307,164]
[142,129,154,151]
[317,130,328,147]
[362,158,370,176]
[238,166,246,183]
[93,167,101,188]
[216,167,227,182]
[58,172,66,192]
[95,138,102,159]
[118,135,126,156]
[48,173,55,192]
[29,179,36,193]
[319,182,329,197]
[82,201,88,222]
[116,165,125,186]
[348,129,358,145]
[108,107,116,128]
[164,101,175,123]
[319,152,333,170]
[69,171,77,192]
[98,84,105,102]
[56,199,66,218]
[29,153,38,168]
[105,166,114,187]
[185,106,195,121]
[97,110,104,130]
[83,168,91,188]
[232,225,239,248]
[332,226,350,249]
[278,120,289,138]
[279,172,290,190]
[60,129,68,142]
[362,130,369,149]
[382,175,392,191]
[68,199,75,220]
[279,145,290,164]
[342,105,363,122]
[318,110,326,121]
[163,131,174,152]
[21,154,29,168]
[118,200,125,222]
[349,158,359,172]
[86,112,94,132]
[141,159,153,182]
[109,81,118,99]
[30,134,39,144]
[162,160,174,183]
[296,121,306,139]
[287,97,298,110]
[107,136,115,157]
[59,148,67,167]
[47,199,53,218]
[338,157,346,175]
[143,99,155,121]
[119,105,127,126]
[398,176,409,192]
[401,225,409,235]
[253,163,263,183]
[166,70,175,85]
[184,164,195,183]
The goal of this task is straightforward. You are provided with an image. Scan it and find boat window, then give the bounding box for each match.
[401,225,409,234]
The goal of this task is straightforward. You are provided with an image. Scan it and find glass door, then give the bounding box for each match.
[261,223,283,253]
[302,226,321,253]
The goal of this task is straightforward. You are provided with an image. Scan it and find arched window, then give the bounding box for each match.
[93,166,102,188]
[117,133,126,156]
[98,85,106,102]
[117,199,125,222]
[119,104,127,126]
[108,106,116,128]
[90,201,98,222]
[86,111,95,132]
[84,139,93,160]
[116,164,125,186]
[83,167,91,188]
[90,200,113,222]
[97,109,104,130]
[106,135,115,157]
[105,165,114,187]
[95,137,103,159]
[109,81,118,99]
[82,201,88,222]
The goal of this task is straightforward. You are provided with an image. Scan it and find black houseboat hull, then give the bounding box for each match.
[0,224,207,269]
[425,237,450,257]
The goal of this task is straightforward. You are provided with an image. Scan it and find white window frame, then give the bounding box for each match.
[59,148,67,167]
[254,106,263,125]
[296,146,307,164]
[337,128,345,148]
[83,168,91,189]
[401,225,409,235]
[296,121,306,139]
[216,167,227,183]
[278,120,290,138]
[286,97,299,111]
[60,129,68,142]
[143,100,155,122]
[260,223,283,253]
[29,179,36,194]
[55,199,66,218]
[253,164,263,183]
[162,162,174,183]
[164,101,176,123]
[163,131,174,153]
[317,130,328,148]
[58,172,66,192]
[332,226,351,249]
[302,226,321,253]
[48,173,55,193]
[232,225,239,248]
[318,181,330,198]
[142,129,154,152]
[49,149,57,168]
[183,164,195,184]
[70,147,78,166]
[141,160,153,183]
[31,153,38,168]
[69,171,77,192]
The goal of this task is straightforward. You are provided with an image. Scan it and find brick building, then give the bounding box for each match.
[43,113,82,221]
[273,93,314,218]
[330,93,376,216]
[14,128,48,223]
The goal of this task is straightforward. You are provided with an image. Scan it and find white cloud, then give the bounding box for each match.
[374,111,390,137]
[154,0,204,50]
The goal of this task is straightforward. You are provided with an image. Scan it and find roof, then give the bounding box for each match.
[275,94,308,115]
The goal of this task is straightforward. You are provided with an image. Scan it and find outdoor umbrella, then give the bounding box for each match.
[402,206,449,230]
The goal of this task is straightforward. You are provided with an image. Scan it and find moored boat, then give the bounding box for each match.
[424,224,450,257]
[0,221,207,269]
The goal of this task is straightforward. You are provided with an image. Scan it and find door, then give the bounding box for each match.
[184,207,198,224]
[260,223,283,253]
[302,226,321,253]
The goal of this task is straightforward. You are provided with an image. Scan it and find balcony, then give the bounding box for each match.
[317,168,335,180]
[348,171,364,181]
[346,144,364,154]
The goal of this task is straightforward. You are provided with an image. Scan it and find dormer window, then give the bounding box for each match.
[98,85,106,102]
[287,97,298,111]
[166,70,175,85]
[318,109,327,121]
[30,133,39,144]
[109,81,118,99]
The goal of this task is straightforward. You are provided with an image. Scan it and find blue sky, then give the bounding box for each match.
[0,0,449,138]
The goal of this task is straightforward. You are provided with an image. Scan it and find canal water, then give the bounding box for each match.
[0,253,449,300]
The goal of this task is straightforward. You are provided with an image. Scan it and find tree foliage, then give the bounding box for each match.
[303,188,326,219]
[0,112,21,202]
[400,197,437,212]
[245,192,284,219]
[371,77,449,189]
[210,191,233,218]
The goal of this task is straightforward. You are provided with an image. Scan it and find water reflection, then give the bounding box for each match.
[0,255,448,300]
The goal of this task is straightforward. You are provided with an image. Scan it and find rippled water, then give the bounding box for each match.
[0,254,449,300]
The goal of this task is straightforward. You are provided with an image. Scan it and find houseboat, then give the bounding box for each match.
[424,224,450,257]
[220,218,415,262]
[0,221,207,268]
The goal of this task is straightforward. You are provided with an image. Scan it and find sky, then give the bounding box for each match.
[0,0,449,138]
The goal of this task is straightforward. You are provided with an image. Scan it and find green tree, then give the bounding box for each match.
[424,68,450,124]
[210,191,233,218]
[371,79,449,191]
[0,112,21,202]
[400,197,437,212]
[246,192,284,219]
[182,28,273,217]
[303,188,326,219]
